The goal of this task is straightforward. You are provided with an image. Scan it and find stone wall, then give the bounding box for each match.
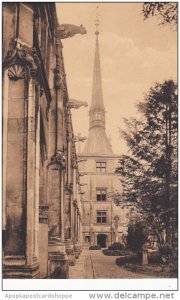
[78,154,129,247]
[2,2,85,279]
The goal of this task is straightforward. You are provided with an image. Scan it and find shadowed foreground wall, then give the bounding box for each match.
[2,2,84,279]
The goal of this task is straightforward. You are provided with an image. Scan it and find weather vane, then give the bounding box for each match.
[95,5,100,34]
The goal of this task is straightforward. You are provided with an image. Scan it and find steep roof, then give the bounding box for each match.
[83,127,112,155]
[83,26,113,155]
[90,33,105,112]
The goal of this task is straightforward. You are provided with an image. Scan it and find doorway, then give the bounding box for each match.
[97,234,107,248]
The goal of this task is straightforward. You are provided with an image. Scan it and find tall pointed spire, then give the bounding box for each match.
[90,6,105,114]
[83,7,113,155]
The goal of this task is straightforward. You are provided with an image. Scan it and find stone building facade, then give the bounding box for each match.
[78,22,130,248]
[2,2,86,279]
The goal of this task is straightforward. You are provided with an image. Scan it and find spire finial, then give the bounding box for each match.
[95,6,100,35]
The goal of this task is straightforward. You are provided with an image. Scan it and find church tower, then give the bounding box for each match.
[78,10,129,248]
[83,15,112,155]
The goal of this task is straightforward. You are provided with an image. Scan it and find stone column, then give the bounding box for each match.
[79,215,83,252]
[78,213,81,244]
[48,163,69,278]
[26,72,39,274]
[64,112,76,264]
[77,211,81,246]
[76,209,79,241]
[39,205,48,278]
[35,82,40,266]
[3,61,39,278]
[114,215,120,243]
[64,185,72,240]
[71,167,77,241]
[47,38,69,278]
[60,170,65,241]
[73,201,77,240]
[2,71,9,235]
[64,185,76,266]
[74,201,77,241]
[73,207,81,259]
[38,93,49,281]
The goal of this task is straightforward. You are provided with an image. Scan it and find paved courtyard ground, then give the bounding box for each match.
[69,249,154,279]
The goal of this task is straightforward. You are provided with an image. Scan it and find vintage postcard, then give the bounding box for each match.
[1,0,178,297]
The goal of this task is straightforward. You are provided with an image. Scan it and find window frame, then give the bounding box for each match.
[96,211,107,224]
[96,161,106,173]
[96,187,107,201]
[85,235,91,243]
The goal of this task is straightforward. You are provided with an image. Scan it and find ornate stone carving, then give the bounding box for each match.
[40,87,44,97]
[77,158,87,163]
[79,191,85,195]
[71,152,77,169]
[65,183,73,193]
[72,161,77,169]
[8,65,26,80]
[54,66,65,91]
[48,150,66,170]
[77,175,80,185]
[73,135,87,143]
[54,67,61,90]
[73,199,78,206]
[66,132,73,143]
[79,172,88,176]
[68,99,88,109]
[3,38,40,76]
[114,215,120,225]
[54,46,65,91]
[56,24,87,39]
[39,205,49,224]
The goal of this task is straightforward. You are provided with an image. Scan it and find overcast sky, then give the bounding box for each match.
[56,3,177,155]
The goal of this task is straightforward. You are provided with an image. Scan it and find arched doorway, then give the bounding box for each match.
[97,234,107,248]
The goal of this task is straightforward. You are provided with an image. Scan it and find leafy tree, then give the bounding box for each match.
[127,220,147,253]
[116,80,178,258]
[142,2,177,28]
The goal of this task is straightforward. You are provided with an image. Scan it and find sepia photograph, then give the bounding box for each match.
[1,0,178,292]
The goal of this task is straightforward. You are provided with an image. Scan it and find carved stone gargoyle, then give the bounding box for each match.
[56,24,87,39]
[79,191,85,195]
[48,150,66,170]
[68,99,88,109]
[73,135,87,143]
[77,158,87,163]
[79,183,88,186]
[79,172,88,176]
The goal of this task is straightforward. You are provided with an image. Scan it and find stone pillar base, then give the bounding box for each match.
[48,238,69,279]
[65,240,76,266]
[3,256,40,279]
[73,241,81,259]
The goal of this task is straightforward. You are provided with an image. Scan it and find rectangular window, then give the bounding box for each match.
[96,188,107,201]
[97,211,107,224]
[96,162,106,173]
[85,236,90,243]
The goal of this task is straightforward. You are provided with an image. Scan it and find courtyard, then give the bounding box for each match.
[69,249,154,279]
